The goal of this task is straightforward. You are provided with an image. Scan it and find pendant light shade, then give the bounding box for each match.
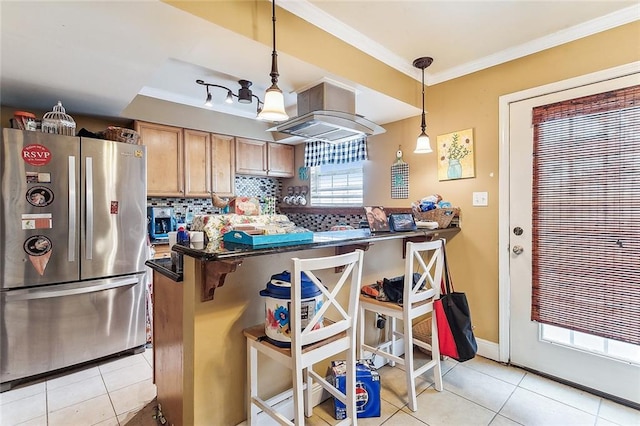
[413,56,433,154]
[258,0,289,122]
[259,85,288,121]
[415,131,431,153]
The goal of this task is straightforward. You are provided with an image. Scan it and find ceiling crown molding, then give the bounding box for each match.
[277,0,419,80]
[280,1,640,87]
[427,4,640,85]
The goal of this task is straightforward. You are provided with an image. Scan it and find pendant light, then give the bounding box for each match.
[258,0,289,122]
[413,56,433,154]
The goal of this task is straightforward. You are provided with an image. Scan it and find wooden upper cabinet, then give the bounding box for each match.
[267,143,295,178]
[136,121,184,197]
[138,121,236,198]
[184,129,211,198]
[235,138,268,176]
[211,134,235,196]
[235,138,294,178]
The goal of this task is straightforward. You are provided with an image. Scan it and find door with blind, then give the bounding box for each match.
[508,72,640,404]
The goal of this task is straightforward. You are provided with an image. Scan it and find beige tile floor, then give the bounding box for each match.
[1,347,639,426]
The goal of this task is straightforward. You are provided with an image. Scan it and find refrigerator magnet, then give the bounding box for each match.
[26,172,52,183]
[26,186,54,207]
[22,144,52,166]
[24,235,53,276]
[21,213,52,230]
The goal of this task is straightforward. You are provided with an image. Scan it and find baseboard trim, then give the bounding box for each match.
[476,338,500,362]
[248,382,326,425]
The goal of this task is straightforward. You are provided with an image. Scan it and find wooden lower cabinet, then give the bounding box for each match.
[152,244,171,260]
[152,271,183,426]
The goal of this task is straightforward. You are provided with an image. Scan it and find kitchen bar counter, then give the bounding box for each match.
[147,227,459,426]
[175,227,459,260]
[146,227,460,292]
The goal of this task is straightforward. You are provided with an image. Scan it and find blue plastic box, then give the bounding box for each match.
[222,230,313,247]
[329,359,381,419]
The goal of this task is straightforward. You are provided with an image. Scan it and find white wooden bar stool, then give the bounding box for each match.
[358,240,444,411]
[244,249,365,425]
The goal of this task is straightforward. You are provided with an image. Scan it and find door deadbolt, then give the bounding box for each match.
[512,245,524,255]
[513,227,523,236]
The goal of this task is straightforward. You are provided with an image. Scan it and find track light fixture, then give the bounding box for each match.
[257,0,289,122]
[196,79,263,115]
[413,56,434,154]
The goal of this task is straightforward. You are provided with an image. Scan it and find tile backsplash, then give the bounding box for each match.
[147,175,400,232]
[147,176,282,222]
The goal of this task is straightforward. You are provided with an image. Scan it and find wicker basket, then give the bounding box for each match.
[412,207,460,229]
[412,319,433,355]
[100,126,140,144]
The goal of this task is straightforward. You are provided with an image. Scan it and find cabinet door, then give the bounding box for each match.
[267,143,295,177]
[211,134,235,196]
[235,138,267,176]
[184,129,211,198]
[136,122,184,197]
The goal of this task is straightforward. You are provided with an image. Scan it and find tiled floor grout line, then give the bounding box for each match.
[4,352,638,426]
[100,370,119,426]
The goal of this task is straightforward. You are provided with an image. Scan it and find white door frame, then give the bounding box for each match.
[497,61,640,363]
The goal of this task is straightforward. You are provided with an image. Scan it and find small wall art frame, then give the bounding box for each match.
[437,128,475,181]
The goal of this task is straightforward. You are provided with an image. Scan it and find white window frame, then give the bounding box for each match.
[309,161,364,206]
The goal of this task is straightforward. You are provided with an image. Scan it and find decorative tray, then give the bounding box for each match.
[222,230,314,247]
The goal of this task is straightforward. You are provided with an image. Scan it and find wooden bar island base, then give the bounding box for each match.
[146,228,459,426]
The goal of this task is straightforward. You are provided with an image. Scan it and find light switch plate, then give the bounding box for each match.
[473,191,488,206]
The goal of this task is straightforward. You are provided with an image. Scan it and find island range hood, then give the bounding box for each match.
[268,82,385,143]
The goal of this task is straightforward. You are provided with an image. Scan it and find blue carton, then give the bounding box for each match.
[329,359,381,419]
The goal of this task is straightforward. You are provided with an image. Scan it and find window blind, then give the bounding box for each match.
[531,85,640,345]
[310,162,363,206]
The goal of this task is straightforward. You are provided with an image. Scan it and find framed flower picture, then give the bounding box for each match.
[437,128,475,181]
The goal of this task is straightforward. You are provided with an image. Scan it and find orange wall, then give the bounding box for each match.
[363,21,640,342]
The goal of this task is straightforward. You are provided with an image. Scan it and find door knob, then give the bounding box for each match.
[512,245,524,255]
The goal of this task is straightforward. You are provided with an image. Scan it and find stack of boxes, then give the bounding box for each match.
[329,359,381,420]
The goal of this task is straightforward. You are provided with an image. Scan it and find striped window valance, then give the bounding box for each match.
[304,138,368,167]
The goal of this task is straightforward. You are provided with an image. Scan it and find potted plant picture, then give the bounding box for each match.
[437,128,475,180]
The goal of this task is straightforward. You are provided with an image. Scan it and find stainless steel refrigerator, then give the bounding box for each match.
[1,128,148,391]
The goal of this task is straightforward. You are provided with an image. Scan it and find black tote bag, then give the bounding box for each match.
[439,243,477,362]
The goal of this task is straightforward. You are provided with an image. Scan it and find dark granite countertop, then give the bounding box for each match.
[145,257,183,282]
[146,227,460,282]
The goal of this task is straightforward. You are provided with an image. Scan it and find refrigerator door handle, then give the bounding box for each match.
[4,276,140,301]
[68,156,76,262]
[85,156,93,260]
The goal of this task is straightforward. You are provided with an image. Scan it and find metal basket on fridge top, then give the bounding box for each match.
[41,101,76,136]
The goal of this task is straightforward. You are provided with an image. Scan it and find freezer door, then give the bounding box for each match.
[0,274,146,385]
[80,139,147,280]
[1,129,80,289]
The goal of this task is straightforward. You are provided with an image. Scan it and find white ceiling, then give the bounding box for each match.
[1,1,638,128]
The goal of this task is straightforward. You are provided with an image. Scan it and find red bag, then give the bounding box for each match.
[435,291,459,359]
[434,244,478,362]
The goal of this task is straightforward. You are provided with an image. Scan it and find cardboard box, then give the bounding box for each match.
[329,359,381,419]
